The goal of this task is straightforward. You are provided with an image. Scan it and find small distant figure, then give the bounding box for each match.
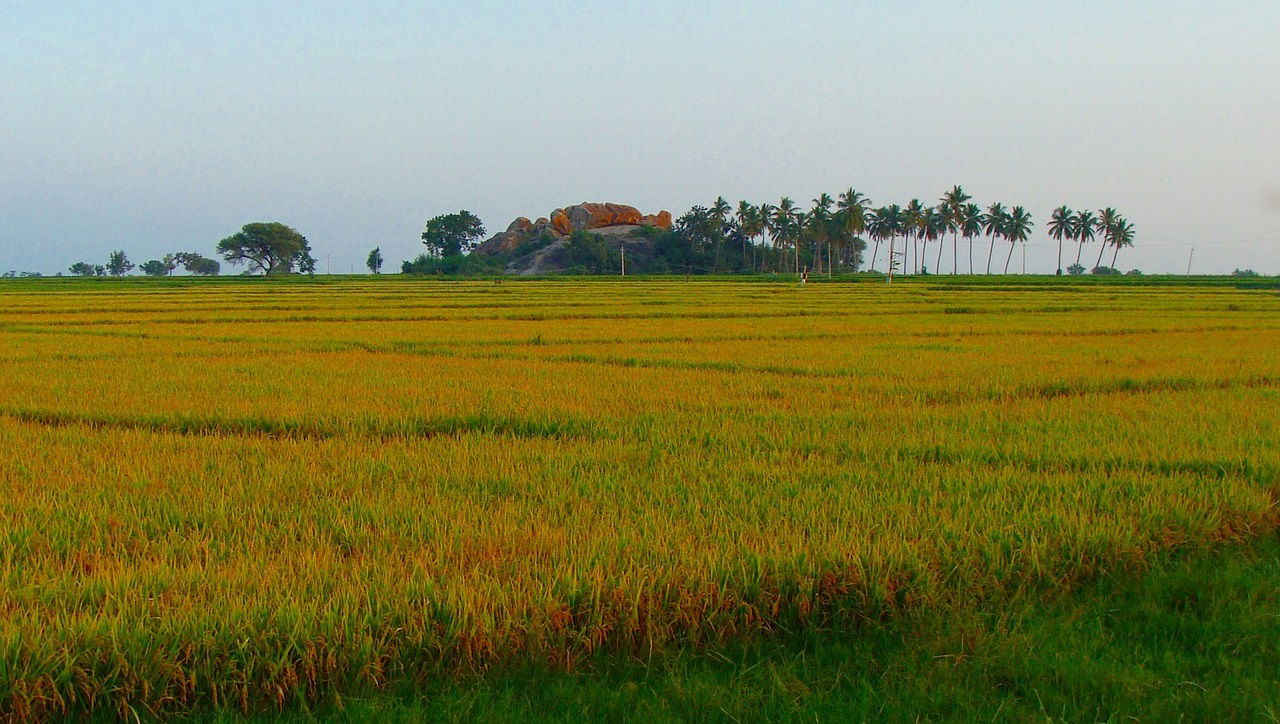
[800,266,808,285]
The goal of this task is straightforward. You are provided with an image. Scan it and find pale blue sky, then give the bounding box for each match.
[3,1,1278,274]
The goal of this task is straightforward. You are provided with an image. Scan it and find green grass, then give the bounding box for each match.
[220,532,1280,722]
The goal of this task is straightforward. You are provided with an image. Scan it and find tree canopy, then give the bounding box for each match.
[106,250,134,276]
[216,223,315,276]
[421,211,485,258]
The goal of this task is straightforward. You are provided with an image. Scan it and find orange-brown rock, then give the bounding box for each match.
[550,210,572,236]
[565,202,645,232]
[639,210,673,230]
[506,217,533,234]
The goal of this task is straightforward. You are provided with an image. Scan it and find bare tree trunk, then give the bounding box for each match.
[887,236,895,283]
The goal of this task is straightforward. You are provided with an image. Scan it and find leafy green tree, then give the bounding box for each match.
[564,231,621,274]
[1048,206,1073,275]
[106,250,133,276]
[139,260,171,277]
[1067,262,1086,276]
[216,222,312,276]
[1002,206,1034,274]
[367,247,384,274]
[421,211,485,258]
[68,262,97,277]
[174,252,220,276]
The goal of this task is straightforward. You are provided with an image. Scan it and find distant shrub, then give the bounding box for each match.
[1066,263,1085,276]
[401,253,504,276]
[1091,266,1120,276]
[1231,268,1260,278]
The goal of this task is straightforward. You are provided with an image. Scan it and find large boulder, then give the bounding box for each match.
[550,210,573,236]
[474,230,527,257]
[506,217,533,233]
[565,202,645,232]
[639,210,673,230]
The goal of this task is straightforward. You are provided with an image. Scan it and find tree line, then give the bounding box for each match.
[45,194,1136,279]
[670,187,1135,277]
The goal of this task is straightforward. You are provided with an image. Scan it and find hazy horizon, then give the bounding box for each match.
[3,1,1278,276]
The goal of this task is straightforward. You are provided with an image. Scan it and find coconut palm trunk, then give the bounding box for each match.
[1111,244,1121,269]
[1095,239,1108,271]
[1004,241,1016,274]
[986,236,996,274]
[953,232,958,274]
[1075,239,1084,267]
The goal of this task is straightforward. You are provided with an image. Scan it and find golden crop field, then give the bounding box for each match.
[0,277,1277,719]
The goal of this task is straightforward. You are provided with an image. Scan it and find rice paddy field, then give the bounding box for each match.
[0,276,1277,720]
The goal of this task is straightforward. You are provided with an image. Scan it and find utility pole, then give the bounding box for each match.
[1186,248,1195,276]
[620,245,625,277]
[1021,244,1026,274]
[326,256,331,275]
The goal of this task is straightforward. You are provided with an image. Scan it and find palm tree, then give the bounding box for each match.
[1002,206,1034,274]
[927,207,948,275]
[904,199,926,274]
[879,204,905,282]
[983,202,1008,274]
[962,203,983,274]
[752,202,773,272]
[836,188,870,272]
[866,208,886,272]
[940,186,971,274]
[1048,206,1073,275]
[810,193,834,274]
[737,200,761,272]
[708,197,732,270]
[1096,208,1120,271]
[774,198,799,274]
[1071,209,1097,271]
[1110,217,1134,269]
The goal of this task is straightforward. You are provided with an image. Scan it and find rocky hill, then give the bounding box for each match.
[474,202,672,275]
